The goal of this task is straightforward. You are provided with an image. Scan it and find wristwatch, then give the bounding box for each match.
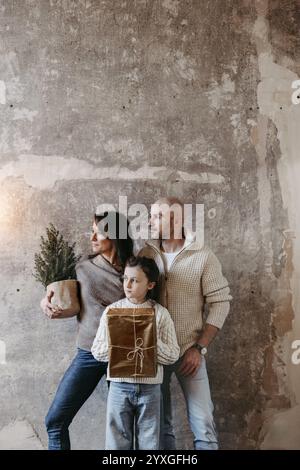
[192,343,207,356]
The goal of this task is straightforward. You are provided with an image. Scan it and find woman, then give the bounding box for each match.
[40,211,133,450]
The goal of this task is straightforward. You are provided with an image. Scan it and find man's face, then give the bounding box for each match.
[149,203,182,239]
[149,203,173,239]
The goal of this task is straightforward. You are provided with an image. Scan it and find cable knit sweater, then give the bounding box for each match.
[138,236,232,356]
[91,297,180,384]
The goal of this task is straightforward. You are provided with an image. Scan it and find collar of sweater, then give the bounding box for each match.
[90,254,123,275]
[122,297,155,308]
[144,229,204,254]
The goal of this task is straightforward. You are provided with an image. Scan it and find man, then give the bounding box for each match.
[139,197,232,450]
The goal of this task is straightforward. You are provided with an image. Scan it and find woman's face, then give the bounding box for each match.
[90,221,113,254]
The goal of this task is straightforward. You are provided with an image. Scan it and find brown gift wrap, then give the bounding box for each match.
[107,307,157,378]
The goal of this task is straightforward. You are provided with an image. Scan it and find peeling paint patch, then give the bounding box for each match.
[0,155,225,189]
[174,51,196,81]
[103,137,143,159]
[206,73,236,110]
[162,0,179,17]
[12,108,38,122]
[0,340,6,365]
[0,81,6,104]
[180,137,222,166]
[0,420,44,450]
[230,112,249,146]
[176,170,224,184]
[260,405,300,450]
[0,80,6,104]
[252,0,300,450]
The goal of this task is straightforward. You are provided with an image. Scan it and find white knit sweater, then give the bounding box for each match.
[91,297,180,384]
[139,236,232,356]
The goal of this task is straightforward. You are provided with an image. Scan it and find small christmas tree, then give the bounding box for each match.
[33,223,81,289]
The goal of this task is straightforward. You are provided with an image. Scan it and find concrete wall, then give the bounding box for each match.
[0,0,299,449]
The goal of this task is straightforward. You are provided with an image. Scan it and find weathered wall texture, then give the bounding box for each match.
[0,0,299,449]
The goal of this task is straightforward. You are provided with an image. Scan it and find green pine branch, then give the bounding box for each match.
[33,223,81,288]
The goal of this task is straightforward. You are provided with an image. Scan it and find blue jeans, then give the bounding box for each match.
[106,382,161,450]
[161,356,218,450]
[45,348,107,450]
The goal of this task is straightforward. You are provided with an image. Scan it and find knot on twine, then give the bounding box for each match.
[127,337,144,373]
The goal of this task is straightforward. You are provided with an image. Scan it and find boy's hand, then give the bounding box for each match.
[178,348,201,377]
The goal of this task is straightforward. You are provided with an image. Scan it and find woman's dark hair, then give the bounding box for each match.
[90,211,133,269]
[125,255,160,300]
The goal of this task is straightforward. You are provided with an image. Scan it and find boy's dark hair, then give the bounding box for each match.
[125,256,160,300]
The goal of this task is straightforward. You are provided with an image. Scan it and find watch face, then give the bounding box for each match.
[201,347,207,355]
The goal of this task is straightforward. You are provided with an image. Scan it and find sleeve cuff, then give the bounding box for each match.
[206,301,230,329]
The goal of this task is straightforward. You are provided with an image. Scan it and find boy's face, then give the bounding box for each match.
[123,266,155,304]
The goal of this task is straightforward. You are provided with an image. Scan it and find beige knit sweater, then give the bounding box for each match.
[139,235,232,356]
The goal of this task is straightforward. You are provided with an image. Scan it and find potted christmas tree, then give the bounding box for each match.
[33,223,81,316]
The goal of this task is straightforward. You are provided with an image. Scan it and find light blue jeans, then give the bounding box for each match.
[161,356,218,450]
[106,382,161,450]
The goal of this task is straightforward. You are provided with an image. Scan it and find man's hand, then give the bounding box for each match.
[178,347,201,377]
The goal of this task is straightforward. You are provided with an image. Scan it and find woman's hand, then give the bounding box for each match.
[40,291,79,319]
[40,291,54,317]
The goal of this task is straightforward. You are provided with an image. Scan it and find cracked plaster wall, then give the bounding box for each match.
[0,0,299,449]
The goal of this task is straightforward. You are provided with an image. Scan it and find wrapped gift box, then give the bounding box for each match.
[107,307,157,378]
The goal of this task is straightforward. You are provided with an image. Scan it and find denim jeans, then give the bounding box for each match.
[45,348,107,450]
[161,356,218,450]
[106,382,161,450]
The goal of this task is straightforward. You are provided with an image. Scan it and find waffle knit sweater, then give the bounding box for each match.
[91,297,180,384]
[138,236,232,356]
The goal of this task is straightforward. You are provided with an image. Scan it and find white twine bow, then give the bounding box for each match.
[127,337,144,373]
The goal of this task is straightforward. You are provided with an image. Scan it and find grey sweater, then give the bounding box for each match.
[75,255,124,351]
